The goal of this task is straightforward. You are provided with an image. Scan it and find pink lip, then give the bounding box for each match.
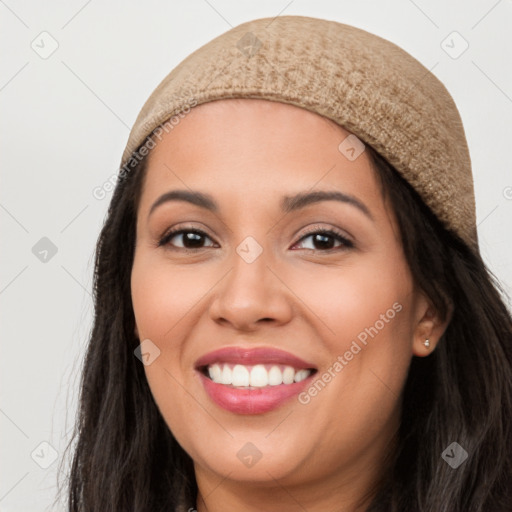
[195,346,317,370]
[195,347,317,415]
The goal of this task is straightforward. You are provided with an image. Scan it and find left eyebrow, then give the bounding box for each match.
[280,190,373,220]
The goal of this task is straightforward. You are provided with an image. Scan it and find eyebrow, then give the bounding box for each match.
[148,189,373,220]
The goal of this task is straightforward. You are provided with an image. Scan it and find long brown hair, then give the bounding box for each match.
[57,141,512,511]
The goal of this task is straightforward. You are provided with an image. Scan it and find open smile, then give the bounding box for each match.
[195,347,317,414]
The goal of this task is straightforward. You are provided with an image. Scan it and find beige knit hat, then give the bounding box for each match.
[120,15,478,250]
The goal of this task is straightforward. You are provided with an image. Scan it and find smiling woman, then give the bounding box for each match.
[62,15,512,512]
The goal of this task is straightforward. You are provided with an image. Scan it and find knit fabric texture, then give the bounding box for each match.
[120,15,478,249]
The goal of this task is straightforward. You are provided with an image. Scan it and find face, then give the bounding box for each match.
[131,98,441,503]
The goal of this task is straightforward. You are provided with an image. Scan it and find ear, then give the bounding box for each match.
[412,291,453,357]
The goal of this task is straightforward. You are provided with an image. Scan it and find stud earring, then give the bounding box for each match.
[424,338,430,348]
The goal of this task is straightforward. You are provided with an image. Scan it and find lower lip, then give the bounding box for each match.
[198,372,312,414]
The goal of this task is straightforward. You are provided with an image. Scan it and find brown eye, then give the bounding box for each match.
[159,229,215,250]
[293,229,354,251]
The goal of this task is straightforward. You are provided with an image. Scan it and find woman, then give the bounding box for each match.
[62,15,512,511]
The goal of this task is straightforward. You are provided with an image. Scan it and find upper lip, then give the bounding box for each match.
[195,346,317,370]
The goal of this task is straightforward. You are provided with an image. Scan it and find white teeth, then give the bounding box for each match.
[250,365,268,387]
[206,363,312,387]
[232,364,250,387]
[221,365,232,385]
[294,369,310,383]
[208,363,222,382]
[282,366,295,385]
[268,365,283,386]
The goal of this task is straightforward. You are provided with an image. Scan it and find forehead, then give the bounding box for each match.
[139,98,382,212]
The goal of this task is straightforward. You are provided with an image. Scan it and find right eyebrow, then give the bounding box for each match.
[148,190,218,219]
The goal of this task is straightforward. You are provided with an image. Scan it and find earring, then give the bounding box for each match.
[424,338,430,348]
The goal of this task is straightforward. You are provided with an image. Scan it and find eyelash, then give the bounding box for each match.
[157,225,354,252]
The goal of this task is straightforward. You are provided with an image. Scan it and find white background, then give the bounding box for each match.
[1,1,511,510]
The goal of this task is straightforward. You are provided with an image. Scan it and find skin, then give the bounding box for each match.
[130,98,450,512]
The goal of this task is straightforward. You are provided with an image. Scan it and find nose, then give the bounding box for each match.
[208,243,294,332]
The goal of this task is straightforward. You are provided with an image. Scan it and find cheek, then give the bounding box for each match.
[294,255,413,349]
[296,254,415,413]
[130,255,218,368]
[291,263,415,460]
[131,254,204,341]
[131,256,188,395]
[131,256,205,443]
